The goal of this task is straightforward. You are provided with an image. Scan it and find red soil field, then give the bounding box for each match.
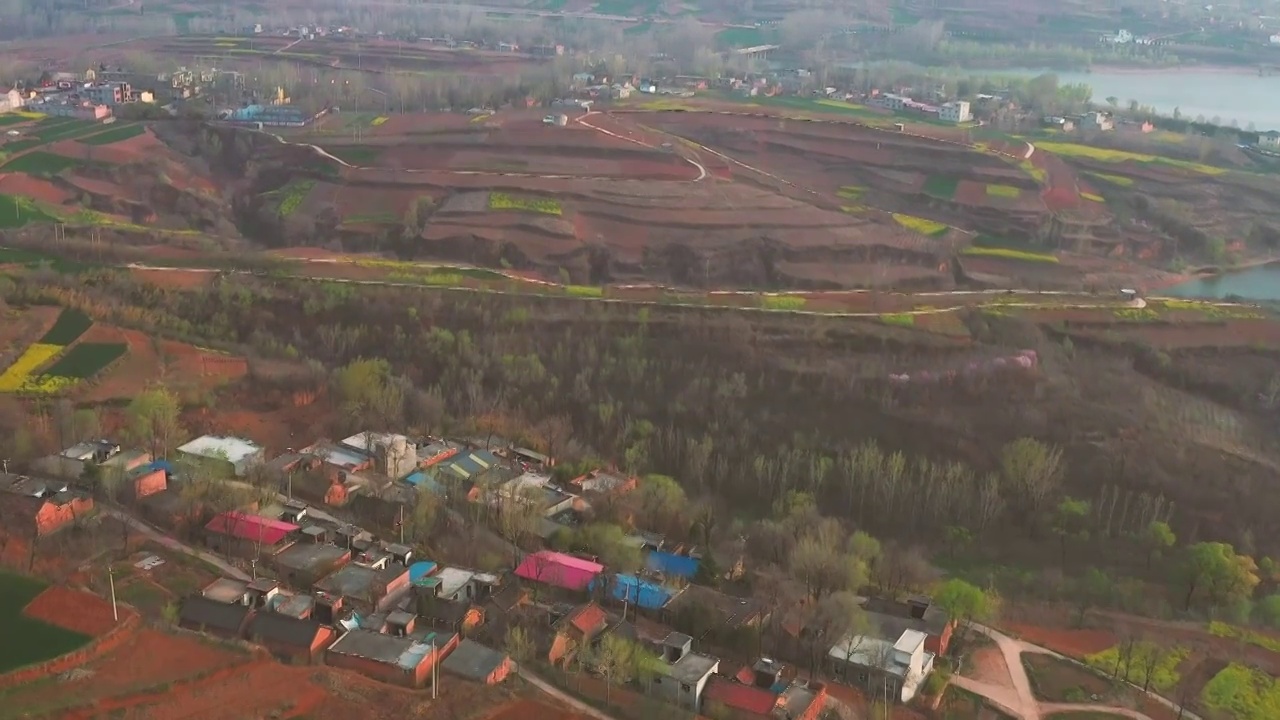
[75,324,248,403]
[0,173,72,204]
[1006,623,1118,657]
[0,304,60,350]
[483,699,592,720]
[129,267,214,289]
[22,585,125,636]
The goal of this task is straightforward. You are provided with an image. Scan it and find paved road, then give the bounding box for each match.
[951,623,1199,720]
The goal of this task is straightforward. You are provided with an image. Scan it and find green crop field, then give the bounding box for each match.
[0,194,60,229]
[40,343,126,379]
[277,179,316,217]
[324,146,383,165]
[39,308,93,345]
[489,192,562,215]
[985,184,1022,198]
[0,115,30,127]
[0,151,86,176]
[33,120,103,144]
[78,124,144,146]
[0,571,92,673]
[923,175,959,200]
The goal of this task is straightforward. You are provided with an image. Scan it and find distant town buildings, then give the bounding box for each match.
[938,100,972,124]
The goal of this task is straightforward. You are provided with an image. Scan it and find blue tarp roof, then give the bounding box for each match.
[611,574,673,610]
[144,460,175,474]
[404,471,446,495]
[646,551,700,578]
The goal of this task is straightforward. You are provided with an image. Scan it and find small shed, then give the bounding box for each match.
[441,639,513,684]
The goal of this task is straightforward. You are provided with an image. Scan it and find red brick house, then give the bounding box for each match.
[325,629,459,688]
[130,466,168,500]
[548,602,609,667]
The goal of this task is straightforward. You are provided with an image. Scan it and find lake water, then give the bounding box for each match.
[989,68,1280,132]
[1163,264,1280,301]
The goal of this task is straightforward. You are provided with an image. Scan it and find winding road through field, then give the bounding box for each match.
[951,624,1200,720]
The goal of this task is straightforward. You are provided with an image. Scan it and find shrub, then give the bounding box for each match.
[1200,663,1280,720]
[879,313,916,327]
[371,116,389,126]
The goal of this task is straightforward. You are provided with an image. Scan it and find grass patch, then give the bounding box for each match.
[39,308,93,345]
[342,211,399,225]
[0,115,31,127]
[840,205,866,214]
[922,175,960,200]
[78,123,144,146]
[1035,140,1226,175]
[1019,160,1048,183]
[892,212,948,237]
[0,194,60,229]
[985,183,1022,198]
[1200,662,1280,720]
[489,192,562,215]
[0,151,87,176]
[565,285,603,298]
[962,246,1058,263]
[1113,307,1160,322]
[1085,171,1135,187]
[1207,621,1280,653]
[760,295,806,311]
[277,179,315,217]
[370,116,389,126]
[1156,299,1265,320]
[879,313,916,327]
[324,146,381,165]
[0,571,92,673]
[837,185,863,200]
[1023,653,1115,703]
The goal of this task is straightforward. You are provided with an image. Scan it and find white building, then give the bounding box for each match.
[1080,110,1115,132]
[871,93,908,111]
[1259,131,1280,149]
[938,100,972,124]
[1270,33,1280,44]
[0,88,25,113]
[828,628,935,704]
[653,632,719,711]
[177,435,265,477]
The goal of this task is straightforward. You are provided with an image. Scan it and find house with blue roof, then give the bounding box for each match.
[646,550,701,579]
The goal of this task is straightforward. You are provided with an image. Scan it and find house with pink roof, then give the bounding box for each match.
[515,551,603,591]
[204,510,299,559]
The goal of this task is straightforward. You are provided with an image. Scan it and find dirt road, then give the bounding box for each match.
[952,624,1198,720]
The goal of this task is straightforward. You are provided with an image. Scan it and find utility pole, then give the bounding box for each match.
[431,638,438,699]
[399,505,404,545]
[108,566,118,622]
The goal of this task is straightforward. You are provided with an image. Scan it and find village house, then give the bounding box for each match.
[0,474,95,536]
[128,462,169,501]
[325,629,458,688]
[702,658,828,720]
[273,542,352,588]
[313,561,411,612]
[1258,130,1280,149]
[0,87,24,112]
[607,574,680,611]
[665,584,770,631]
[178,435,265,477]
[549,602,610,667]
[1042,116,1076,132]
[204,511,299,559]
[441,639,513,684]
[200,576,281,609]
[651,632,719,711]
[32,439,122,478]
[493,472,583,517]
[414,566,501,603]
[244,612,336,663]
[1080,110,1115,132]
[569,469,637,495]
[938,100,971,124]
[178,595,253,639]
[515,550,604,592]
[416,595,485,634]
[828,627,935,704]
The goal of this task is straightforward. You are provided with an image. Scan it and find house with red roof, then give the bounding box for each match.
[514,550,603,592]
[204,511,299,559]
[548,602,610,667]
[702,658,827,720]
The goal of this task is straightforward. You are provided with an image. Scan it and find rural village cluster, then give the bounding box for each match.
[1,428,953,718]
